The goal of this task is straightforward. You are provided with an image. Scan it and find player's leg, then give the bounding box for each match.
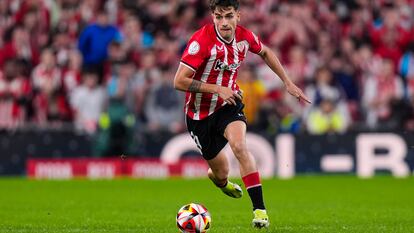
[186,114,242,198]
[206,150,242,198]
[224,120,269,228]
[206,150,229,187]
[223,121,256,176]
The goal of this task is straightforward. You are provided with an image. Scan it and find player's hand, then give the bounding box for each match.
[285,81,311,104]
[217,86,241,105]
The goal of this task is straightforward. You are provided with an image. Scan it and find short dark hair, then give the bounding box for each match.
[210,0,240,12]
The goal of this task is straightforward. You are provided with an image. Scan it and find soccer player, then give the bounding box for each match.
[173,0,310,228]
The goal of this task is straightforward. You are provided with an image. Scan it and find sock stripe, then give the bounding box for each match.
[246,183,262,190]
[242,172,261,189]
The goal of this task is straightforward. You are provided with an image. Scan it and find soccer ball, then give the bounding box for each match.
[176,203,211,233]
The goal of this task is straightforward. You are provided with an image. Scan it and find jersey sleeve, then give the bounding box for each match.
[246,30,263,54]
[180,32,208,72]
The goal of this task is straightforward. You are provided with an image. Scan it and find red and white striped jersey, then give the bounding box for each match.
[180,24,263,120]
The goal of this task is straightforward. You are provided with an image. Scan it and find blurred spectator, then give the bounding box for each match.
[315,31,335,67]
[268,1,310,53]
[257,97,303,135]
[79,0,100,24]
[277,101,302,134]
[307,98,348,135]
[106,59,135,105]
[0,59,31,128]
[154,33,180,70]
[362,59,404,128]
[78,9,122,76]
[354,44,383,80]
[132,50,161,121]
[104,41,128,80]
[22,7,49,50]
[14,0,50,42]
[52,29,74,67]
[145,68,184,134]
[62,50,83,93]
[32,48,71,124]
[330,53,360,120]
[97,59,136,156]
[237,68,266,126]
[370,6,411,67]
[70,68,106,134]
[168,3,197,39]
[399,42,414,99]
[95,98,135,157]
[344,3,372,45]
[54,2,81,40]
[305,67,343,111]
[0,0,13,48]
[120,15,153,67]
[0,26,39,68]
[121,15,153,52]
[0,0,413,135]
[284,45,315,88]
[305,66,351,128]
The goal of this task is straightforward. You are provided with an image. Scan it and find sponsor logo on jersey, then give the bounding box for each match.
[214,59,240,71]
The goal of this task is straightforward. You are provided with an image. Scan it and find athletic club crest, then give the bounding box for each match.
[236,40,249,56]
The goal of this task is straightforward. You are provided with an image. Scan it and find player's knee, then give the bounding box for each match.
[229,141,248,158]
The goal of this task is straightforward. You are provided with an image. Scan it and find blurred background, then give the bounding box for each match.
[0,0,414,178]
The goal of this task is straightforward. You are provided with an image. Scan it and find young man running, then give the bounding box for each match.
[174,0,310,228]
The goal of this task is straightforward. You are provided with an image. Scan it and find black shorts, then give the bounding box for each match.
[186,100,247,160]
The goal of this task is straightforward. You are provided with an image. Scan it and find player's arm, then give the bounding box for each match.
[258,45,311,103]
[173,63,241,105]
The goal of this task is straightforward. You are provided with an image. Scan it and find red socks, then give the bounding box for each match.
[242,172,262,190]
[242,172,265,210]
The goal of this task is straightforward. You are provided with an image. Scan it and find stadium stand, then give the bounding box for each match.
[0,0,414,160]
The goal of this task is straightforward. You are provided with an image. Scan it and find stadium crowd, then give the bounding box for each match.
[1,0,414,138]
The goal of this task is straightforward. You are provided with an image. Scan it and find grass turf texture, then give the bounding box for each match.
[0,176,413,233]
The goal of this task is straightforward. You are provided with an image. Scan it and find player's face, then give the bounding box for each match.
[212,7,240,41]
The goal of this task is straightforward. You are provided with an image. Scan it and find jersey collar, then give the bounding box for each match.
[214,24,234,45]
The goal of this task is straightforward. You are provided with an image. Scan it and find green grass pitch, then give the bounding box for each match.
[0,176,413,232]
